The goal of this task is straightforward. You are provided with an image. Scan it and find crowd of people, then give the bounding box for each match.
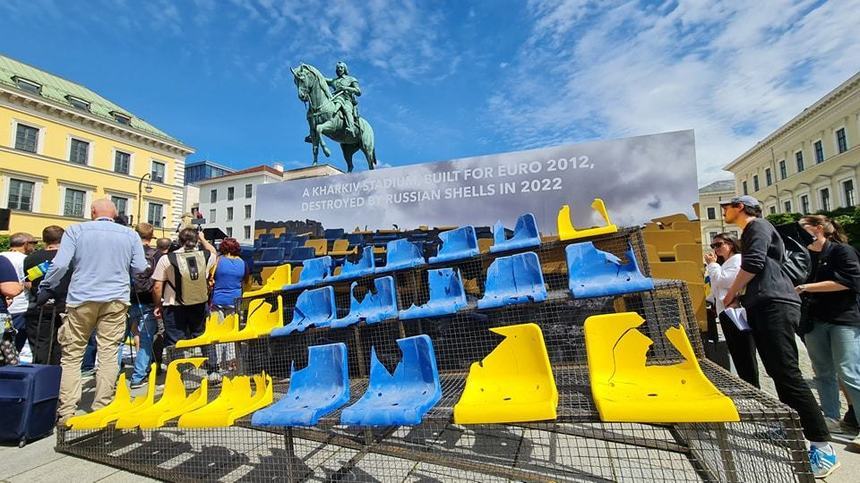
[0,199,249,426]
[705,195,860,478]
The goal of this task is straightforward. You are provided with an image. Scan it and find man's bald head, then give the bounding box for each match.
[91,198,118,220]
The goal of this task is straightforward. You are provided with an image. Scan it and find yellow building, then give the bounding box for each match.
[724,72,860,215]
[0,55,193,237]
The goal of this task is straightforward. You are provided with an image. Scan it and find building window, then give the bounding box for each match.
[742,181,748,195]
[783,200,791,213]
[227,187,235,201]
[244,225,251,239]
[111,196,128,217]
[112,111,132,125]
[244,204,252,219]
[753,175,759,192]
[796,151,805,172]
[69,138,89,165]
[706,207,716,220]
[769,206,776,215]
[114,151,131,174]
[709,232,718,242]
[210,189,217,203]
[226,227,233,237]
[800,194,810,214]
[765,168,772,186]
[820,188,831,211]
[814,141,824,163]
[65,95,90,112]
[779,160,787,180]
[245,184,253,198]
[148,203,163,227]
[209,209,216,223]
[151,161,166,183]
[14,123,39,153]
[13,76,41,95]
[226,207,233,221]
[7,179,34,211]
[843,179,855,207]
[63,188,86,218]
[836,128,848,154]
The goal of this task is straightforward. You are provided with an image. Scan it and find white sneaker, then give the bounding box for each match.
[825,417,843,434]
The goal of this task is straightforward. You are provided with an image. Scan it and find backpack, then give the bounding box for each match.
[775,223,812,286]
[166,250,211,305]
[132,246,157,295]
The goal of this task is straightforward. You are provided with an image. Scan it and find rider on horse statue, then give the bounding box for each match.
[327,61,361,138]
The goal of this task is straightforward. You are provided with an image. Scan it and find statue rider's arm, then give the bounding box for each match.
[348,79,361,97]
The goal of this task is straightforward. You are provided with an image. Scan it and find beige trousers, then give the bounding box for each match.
[57,300,128,421]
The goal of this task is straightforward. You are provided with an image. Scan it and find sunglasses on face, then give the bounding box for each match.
[710,241,725,249]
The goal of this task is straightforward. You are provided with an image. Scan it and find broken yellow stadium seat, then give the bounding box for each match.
[643,230,696,259]
[557,198,618,241]
[175,312,239,348]
[651,213,690,225]
[644,244,660,264]
[305,239,328,256]
[673,243,703,264]
[478,238,493,254]
[115,358,209,429]
[330,239,357,256]
[291,265,303,283]
[245,263,292,298]
[67,368,156,429]
[650,261,702,284]
[270,227,286,237]
[178,373,273,428]
[687,282,708,333]
[584,312,738,423]
[454,323,558,424]
[219,296,284,342]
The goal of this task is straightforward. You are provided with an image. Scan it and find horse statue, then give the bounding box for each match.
[291,63,377,172]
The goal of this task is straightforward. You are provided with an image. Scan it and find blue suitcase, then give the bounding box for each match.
[0,364,61,447]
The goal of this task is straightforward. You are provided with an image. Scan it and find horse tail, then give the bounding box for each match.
[359,118,376,168]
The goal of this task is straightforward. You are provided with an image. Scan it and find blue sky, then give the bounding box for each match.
[1,0,858,186]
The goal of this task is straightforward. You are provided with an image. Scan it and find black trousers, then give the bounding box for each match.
[163,304,216,372]
[747,301,829,442]
[718,311,760,388]
[24,307,61,365]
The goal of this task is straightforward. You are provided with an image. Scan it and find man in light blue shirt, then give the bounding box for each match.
[41,199,148,424]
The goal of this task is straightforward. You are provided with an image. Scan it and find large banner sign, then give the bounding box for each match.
[256,130,698,235]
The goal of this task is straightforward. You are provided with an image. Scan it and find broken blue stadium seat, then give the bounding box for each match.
[429,226,480,263]
[399,268,468,320]
[376,238,426,273]
[566,242,654,299]
[287,256,334,290]
[251,343,349,427]
[490,213,541,253]
[287,247,316,265]
[324,228,345,241]
[271,286,337,336]
[254,248,285,270]
[340,335,442,427]
[477,252,547,309]
[331,276,398,329]
[328,246,375,282]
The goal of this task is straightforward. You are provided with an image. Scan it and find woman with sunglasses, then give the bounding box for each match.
[705,233,759,387]
[798,215,860,451]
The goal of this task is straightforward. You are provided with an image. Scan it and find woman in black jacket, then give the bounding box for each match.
[797,215,860,449]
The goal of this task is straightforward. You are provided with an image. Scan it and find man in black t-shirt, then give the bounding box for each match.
[721,196,838,478]
[23,225,68,365]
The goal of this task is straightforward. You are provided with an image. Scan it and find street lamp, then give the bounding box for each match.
[137,173,153,227]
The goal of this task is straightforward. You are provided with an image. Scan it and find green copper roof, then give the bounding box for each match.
[0,54,185,145]
[699,179,735,193]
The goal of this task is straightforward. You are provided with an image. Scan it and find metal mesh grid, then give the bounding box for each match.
[56,227,812,482]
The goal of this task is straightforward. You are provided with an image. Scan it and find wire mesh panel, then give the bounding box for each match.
[56,227,812,482]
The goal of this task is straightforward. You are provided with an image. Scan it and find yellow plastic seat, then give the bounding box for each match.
[178,373,273,428]
[305,239,328,256]
[643,230,696,259]
[115,357,209,429]
[244,263,292,298]
[651,213,690,225]
[329,239,357,256]
[291,266,303,282]
[175,312,239,348]
[219,296,284,342]
[584,312,738,423]
[66,368,156,429]
[674,243,703,264]
[687,282,708,332]
[557,198,618,241]
[454,323,558,424]
[270,227,286,237]
[477,238,493,254]
[650,261,702,284]
[644,244,660,264]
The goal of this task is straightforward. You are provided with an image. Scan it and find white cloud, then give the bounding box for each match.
[495,0,860,186]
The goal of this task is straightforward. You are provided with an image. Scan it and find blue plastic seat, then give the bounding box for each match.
[490,213,541,253]
[324,228,345,241]
[259,233,274,241]
[328,246,375,282]
[340,335,441,427]
[376,239,426,273]
[399,268,468,320]
[331,277,398,329]
[288,256,333,289]
[287,247,319,265]
[477,252,547,309]
[253,240,262,250]
[293,235,309,246]
[567,242,654,298]
[346,233,364,245]
[429,226,479,263]
[251,343,349,427]
[255,248,285,269]
[271,286,337,336]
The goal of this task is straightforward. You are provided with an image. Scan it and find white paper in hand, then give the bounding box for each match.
[724,307,750,332]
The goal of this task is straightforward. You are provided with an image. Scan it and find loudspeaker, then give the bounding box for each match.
[0,209,9,231]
